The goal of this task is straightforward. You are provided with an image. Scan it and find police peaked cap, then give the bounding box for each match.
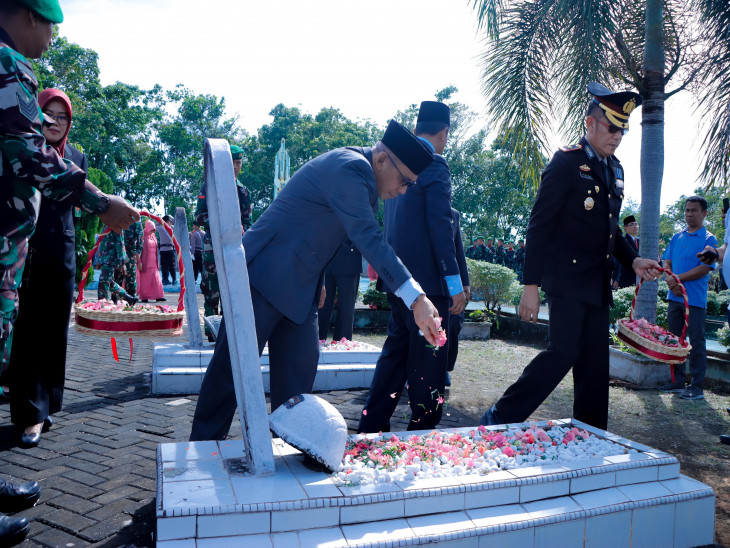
[230,145,244,160]
[623,215,637,226]
[417,101,450,126]
[587,82,642,130]
[381,120,434,175]
[15,0,63,23]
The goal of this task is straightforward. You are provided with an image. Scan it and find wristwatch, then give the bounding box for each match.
[94,195,111,215]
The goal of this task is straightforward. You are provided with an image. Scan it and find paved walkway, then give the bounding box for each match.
[0,293,479,547]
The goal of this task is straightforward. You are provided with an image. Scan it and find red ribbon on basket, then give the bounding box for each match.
[620,267,689,383]
[76,212,186,361]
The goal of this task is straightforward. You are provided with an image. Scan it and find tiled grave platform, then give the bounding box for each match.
[155,419,715,547]
[152,342,382,395]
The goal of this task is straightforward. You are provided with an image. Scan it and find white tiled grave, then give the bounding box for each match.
[152,342,382,394]
[156,419,715,547]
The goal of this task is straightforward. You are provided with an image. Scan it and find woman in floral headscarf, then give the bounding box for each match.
[136,219,165,302]
[6,89,88,447]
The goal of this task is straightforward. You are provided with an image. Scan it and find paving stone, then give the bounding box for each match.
[77,510,135,542]
[31,525,90,547]
[39,507,96,532]
[90,485,142,505]
[49,493,102,514]
[85,498,138,521]
[60,469,106,487]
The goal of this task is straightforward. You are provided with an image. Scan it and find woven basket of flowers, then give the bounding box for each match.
[74,211,185,338]
[616,267,690,381]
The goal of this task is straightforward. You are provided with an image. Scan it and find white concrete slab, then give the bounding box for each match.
[156,421,715,546]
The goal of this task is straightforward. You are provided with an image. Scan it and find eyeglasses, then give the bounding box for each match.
[596,118,627,135]
[385,151,417,187]
[42,111,69,125]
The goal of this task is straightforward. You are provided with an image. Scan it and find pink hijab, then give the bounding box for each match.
[38,88,73,158]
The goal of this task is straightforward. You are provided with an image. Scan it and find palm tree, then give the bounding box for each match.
[696,0,730,186]
[471,0,709,320]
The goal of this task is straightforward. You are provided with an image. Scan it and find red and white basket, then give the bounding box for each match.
[616,267,690,382]
[74,211,186,338]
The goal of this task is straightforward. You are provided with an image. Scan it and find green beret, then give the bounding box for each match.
[16,0,64,23]
[230,145,243,160]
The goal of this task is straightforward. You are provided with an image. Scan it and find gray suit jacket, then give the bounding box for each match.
[243,147,412,324]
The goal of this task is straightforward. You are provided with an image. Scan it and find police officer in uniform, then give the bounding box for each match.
[196,144,252,339]
[358,102,467,433]
[479,82,661,430]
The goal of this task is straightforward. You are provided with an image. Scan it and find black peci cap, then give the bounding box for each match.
[417,101,450,126]
[587,82,642,130]
[381,120,434,175]
[623,215,637,226]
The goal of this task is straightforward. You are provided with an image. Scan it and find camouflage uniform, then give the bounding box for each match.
[97,231,132,301]
[0,30,102,371]
[121,221,143,297]
[195,179,252,335]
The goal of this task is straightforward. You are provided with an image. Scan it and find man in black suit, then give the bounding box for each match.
[358,102,467,433]
[446,208,470,386]
[190,120,441,441]
[479,82,661,430]
[615,215,640,288]
[318,240,362,341]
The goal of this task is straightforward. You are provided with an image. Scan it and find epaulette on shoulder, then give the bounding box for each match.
[559,144,582,152]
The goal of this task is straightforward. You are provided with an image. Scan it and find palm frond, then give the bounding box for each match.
[471,0,506,39]
[694,0,730,186]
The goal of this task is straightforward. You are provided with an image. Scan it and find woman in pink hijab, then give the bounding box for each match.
[6,89,87,447]
[136,220,165,301]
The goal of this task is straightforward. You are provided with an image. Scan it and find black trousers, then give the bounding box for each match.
[358,294,450,433]
[192,250,203,282]
[317,274,359,340]
[447,311,464,372]
[8,270,73,427]
[190,286,320,441]
[160,249,176,284]
[494,295,610,430]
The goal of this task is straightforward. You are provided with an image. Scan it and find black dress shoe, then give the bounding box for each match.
[721,435,730,445]
[0,478,40,513]
[479,405,504,426]
[0,514,29,547]
[19,430,40,448]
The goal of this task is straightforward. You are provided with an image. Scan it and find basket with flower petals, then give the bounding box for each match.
[74,211,185,338]
[616,268,690,381]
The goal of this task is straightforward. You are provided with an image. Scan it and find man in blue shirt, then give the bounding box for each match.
[660,196,718,400]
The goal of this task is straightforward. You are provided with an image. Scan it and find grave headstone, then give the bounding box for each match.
[203,138,274,475]
[173,207,204,349]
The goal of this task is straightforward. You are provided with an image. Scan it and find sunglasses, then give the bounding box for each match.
[597,118,628,136]
[385,151,417,187]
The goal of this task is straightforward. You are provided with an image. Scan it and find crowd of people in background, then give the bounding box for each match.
[465,237,526,280]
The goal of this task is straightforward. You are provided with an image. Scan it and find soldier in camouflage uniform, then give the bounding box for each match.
[195,144,252,339]
[0,1,138,374]
[121,220,143,298]
[97,230,137,304]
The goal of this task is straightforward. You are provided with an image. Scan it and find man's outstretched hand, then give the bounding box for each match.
[412,294,440,346]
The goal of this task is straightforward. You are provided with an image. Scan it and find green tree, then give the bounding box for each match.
[31,35,166,209]
[471,0,708,321]
[155,87,245,217]
[75,167,113,282]
[242,105,381,218]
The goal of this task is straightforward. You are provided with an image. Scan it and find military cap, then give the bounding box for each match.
[417,101,450,126]
[623,215,637,226]
[381,120,433,175]
[587,82,642,130]
[230,145,244,160]
[15,0,63,23]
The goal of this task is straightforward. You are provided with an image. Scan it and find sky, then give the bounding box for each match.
[60,0,707,211]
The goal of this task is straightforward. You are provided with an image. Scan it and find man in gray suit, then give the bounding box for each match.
[190,120,440,441]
